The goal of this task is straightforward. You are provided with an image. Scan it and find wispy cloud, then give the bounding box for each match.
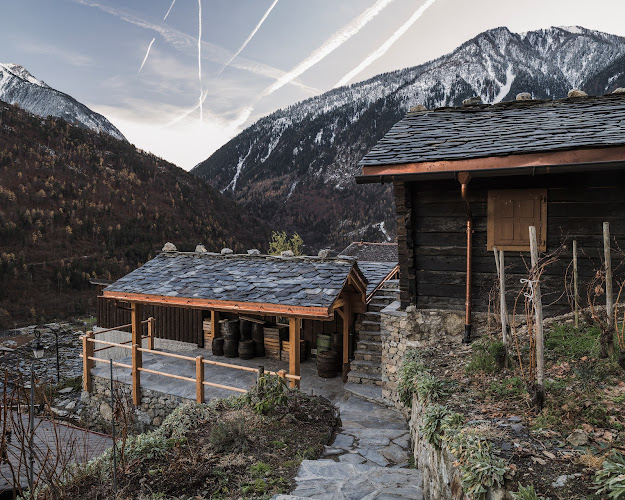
[218,0,279,75]
[20,42,92,67]
[261,0,396,97]
[335,0,438,87]
[138,37,156,72]
[72,0,318,94]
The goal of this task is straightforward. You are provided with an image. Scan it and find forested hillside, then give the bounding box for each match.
[0,100,270,327]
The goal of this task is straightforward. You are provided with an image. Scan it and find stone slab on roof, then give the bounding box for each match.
[359,94,625,167]
[104,253,364,310]
[339,242,398,263]
[357,261,399,298]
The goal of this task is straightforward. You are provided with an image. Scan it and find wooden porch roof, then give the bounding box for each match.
[102,252,368,319]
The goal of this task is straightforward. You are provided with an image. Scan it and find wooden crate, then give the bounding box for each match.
[281,340,307,363]
[264,326,288,341]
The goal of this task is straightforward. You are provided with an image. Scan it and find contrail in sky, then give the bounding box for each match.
[218,0,279,75]
[198,0,203,121]
[138,37,156,72]
[163,0,176,20]
[262,0,396,97]
[335,0,437,87]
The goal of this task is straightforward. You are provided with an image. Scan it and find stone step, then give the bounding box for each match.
[357,330,382,342]
[367,300,393,312]
[349,359,382,375]
[354,350,382,363]
[290,460,423,499]
[346,370,383,385]
[343,383,386,406]
[360,320,380,332]
[373,288,399,298]
[356,339,382,352]
[363,311,381,322]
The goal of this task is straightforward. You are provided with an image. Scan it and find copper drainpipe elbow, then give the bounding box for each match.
[459,173,473,344]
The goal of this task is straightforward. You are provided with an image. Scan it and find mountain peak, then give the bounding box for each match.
[0,63,50,88]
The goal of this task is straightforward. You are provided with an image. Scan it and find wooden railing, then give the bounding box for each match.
[81,319,300,405]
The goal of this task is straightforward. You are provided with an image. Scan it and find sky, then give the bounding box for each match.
[2,0,625,169]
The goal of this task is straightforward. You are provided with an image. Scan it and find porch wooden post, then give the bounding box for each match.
[288,317,301,388]
[529,226,544,407]
[210,310,220,338]
[342,301,351,367]
[147,317,155,350]
[82,331,94,392]
[131,343,141,406]
[131,302,143,346]
[196,356,204,403]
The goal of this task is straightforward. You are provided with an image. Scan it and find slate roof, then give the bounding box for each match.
[104,252,365,311]
[339,242,398,262]
[357,261,399,299]
[359,94,625,167]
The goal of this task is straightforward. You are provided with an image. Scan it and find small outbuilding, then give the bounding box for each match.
[358,91,625,339]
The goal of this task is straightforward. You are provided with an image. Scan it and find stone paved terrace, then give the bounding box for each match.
[91,348,422,499]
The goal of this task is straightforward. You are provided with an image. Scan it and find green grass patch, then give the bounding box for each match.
[466,339,506,374]
[545,323,601,359]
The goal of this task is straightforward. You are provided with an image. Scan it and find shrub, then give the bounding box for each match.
[594,452,625,499]
[244,374,289,415]
[209,417,249,453]
[398,350,428,406]
[466,339,506,374]
[511,484,548,500]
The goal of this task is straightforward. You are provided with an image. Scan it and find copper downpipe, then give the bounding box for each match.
[459,173,473,343]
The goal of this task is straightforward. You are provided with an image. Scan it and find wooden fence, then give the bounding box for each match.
[80,319,301,405]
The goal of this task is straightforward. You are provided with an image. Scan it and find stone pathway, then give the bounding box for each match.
[275,392,423,500]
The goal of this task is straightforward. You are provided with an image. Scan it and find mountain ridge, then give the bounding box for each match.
[192,26,625,250]
[0,63,126,141]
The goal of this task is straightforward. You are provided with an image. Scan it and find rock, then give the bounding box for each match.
[381,443,408,464]
[3,340,17,348]
[322,446,343,456]
[516,92,532,100]
[281,250,294,257]
[58,387,74,394]
[332,433,354,449]
[317,249,330,258]
[220,248,233,255]
[511,424,525,433]
[568,89,588,98]
[567,429,589,446]
[552,475,569,488]
[65,401,76,410]
[463,96,482,106]
[247,249,260,255]
[162,242,176,252]
[338,453,366,464]
[409,104,427,112]
[508,415,522,423]
[195,244,207,253]
[612,88,625,94]
[51,408,69,418]
[99,402,112,421]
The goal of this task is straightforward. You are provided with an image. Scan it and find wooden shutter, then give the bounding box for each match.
[487,189,547,251]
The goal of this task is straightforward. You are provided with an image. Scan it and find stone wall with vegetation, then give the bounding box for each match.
[81,375,192,433]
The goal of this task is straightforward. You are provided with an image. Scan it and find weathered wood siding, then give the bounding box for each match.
[96,291,204,345]
[408,171,625,316]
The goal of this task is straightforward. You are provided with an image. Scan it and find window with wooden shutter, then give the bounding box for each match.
[487,189,547,252]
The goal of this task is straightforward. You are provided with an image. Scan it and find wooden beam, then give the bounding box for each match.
[132,343,141,406]
[210,310,220,338]
[147,317,155,350]
[131,302,143,346]
[288,317,301,389]
[342,301,351,370]
[82,331,94,392]
[332,297,347,310]
[196,356,205,403]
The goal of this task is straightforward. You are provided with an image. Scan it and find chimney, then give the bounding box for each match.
[162,242,177,252]
[516,92,532,101]
[568,89,588,98]
[221,248,233,255]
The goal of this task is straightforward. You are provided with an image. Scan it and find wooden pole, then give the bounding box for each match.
[147,317,155,350]
[82,331,94,392]
[210,311,220,338]
[288,318,301,388]
[529,226,544,407]
[131,303,143,347]
[131,343,141,406]
[277,369,287,383]
[495,249,508,347]
[196,356,204,403]
[573,240,579,329]
[603,222,615,357]
[342,301,351,367]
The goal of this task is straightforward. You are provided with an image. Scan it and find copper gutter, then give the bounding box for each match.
[458,172,473,343]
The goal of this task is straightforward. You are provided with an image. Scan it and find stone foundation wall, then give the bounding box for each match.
[81,376,193,434]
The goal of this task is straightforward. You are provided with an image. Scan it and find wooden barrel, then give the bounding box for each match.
[221,320,240,341]
[254,340,265,357]
[317,334,332,353]
[317,350,338,378]
[251,323,264,342]
[238,339,255,360]
[211,337,224,356]
[240,319,252,340]
[223,338,239,358]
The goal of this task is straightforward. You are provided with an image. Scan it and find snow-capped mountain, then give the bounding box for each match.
[0,63,125,141]
[192,26,625,250]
